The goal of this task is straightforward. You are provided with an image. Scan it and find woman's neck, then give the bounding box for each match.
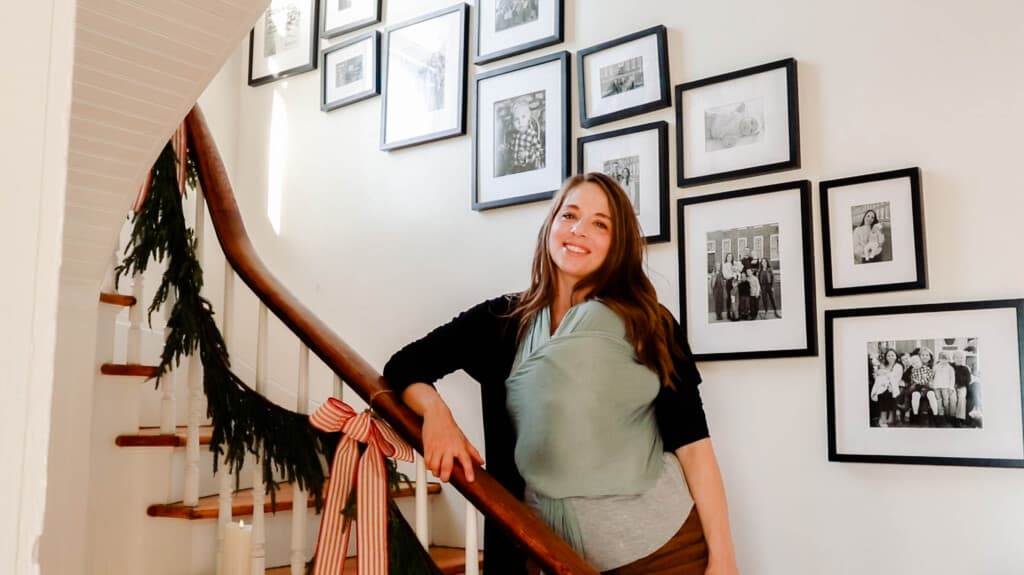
[550,279,588,333]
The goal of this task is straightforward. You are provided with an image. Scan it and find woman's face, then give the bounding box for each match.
[548,182,613,288]
[725,253,734,264]
[885,349,898,365]
[864,210,877,226]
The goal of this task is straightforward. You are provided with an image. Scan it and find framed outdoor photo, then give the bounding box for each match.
[578,25,670,129]
[677,180,816,361]
[248,0,319,87]
[675,58,800,187]
[473,51,571,211]
[577,121,669,243]
[321,0,381,39]
[321,31,380,112]
[380,4,469,151]
[820,167,927,296]
[475,0,564,65]
[826,300,1024,468]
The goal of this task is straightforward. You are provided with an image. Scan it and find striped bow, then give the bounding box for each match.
[310,397,414,575]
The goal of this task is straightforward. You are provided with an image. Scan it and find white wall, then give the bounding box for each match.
[203,0,1024,572]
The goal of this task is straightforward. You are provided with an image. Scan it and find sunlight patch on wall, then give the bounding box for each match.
[267,88,288,235]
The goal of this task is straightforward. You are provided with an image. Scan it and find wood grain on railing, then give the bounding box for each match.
[185,106,597,575]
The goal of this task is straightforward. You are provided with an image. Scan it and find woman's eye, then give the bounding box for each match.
[560,212,576,220]
[594,221,608,230]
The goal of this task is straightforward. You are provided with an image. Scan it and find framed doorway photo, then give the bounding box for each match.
[248,0,319,87]
[475,0,564,65]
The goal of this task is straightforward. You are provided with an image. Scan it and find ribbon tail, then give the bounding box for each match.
[357,442,389,575]
[312,438,360,575]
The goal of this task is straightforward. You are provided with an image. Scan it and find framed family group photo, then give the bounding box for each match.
[248,0,319,87]
[473,51,571,211]
[826,300,1024,468]
[677,180,816,361]
[380,4,470,150]
[675,58,800,187]
[321,0,381,38]
[321,31,380,111]
[577,121,670,243]
[578,25,671,128]
[475,0,564,64]
[820,167,927,296]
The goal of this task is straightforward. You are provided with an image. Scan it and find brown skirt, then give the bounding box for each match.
[601,507,708,575]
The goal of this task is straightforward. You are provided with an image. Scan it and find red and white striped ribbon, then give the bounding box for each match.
[310,397,414,575]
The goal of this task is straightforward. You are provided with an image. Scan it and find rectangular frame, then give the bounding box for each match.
[320,0,381,39]
[826,300,1024,468]
[675,58,800,187]
[474,0,564,65]
[321,31,381,111]
[577,121,670,243]
[473,51,571,211]
[248,0,319,87]
[820,167,927,296]
[380,4,469,151]
[677,180,817,361]
[578,25,671,129]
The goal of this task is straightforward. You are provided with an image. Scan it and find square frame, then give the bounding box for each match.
[675,58,800,187]
[826,300,1024,468]
[820,167,927,296]
[474,0,564,65]
[380,3,469,151]
[577,121,670,243]
[677,180,817,361]
[320,0,381,39]
[321,31,381,111]
[473,51,571,211]
[248,0,319,87]
[578,25,671,129]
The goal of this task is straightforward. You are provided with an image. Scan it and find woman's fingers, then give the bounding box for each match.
[438,452,454,482]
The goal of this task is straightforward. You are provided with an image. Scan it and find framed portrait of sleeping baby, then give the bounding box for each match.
[820,167,927,297]
[675,58,800,187]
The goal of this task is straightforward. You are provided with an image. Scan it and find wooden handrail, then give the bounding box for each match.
[185,106,597,575]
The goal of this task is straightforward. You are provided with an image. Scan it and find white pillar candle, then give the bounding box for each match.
[222,520,252,575]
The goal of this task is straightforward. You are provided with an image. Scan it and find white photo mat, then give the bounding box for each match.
[583,34,663,119]
[580,127,663,240]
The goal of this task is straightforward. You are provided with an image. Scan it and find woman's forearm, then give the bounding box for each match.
[402,382,451,418]
[676,438,738,572]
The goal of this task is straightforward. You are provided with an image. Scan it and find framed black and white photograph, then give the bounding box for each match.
[473,51,571,211]
[248,0,319,87]
[577,121,669,243]
[321,31,380,111]
[826,300,1024,468]
[675,58,800,187]
[578,25,670,129]
[380,4,469,151]
[678,180,816,361]
[821,167,927,296]
[475,0,564,65]
[321,0,381,39]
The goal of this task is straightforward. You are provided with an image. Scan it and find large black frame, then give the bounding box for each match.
[577,121,670,243]
[820,167,927,296]
[675,58,800,187]
[320,0,382,39]
[474,0,564,65]
[578,25,671,129]
[248,0,320,87]
[825,299,1024,469]
[320,31,381,112]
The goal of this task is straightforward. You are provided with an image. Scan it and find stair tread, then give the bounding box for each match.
[265,546,483,574]
[148,480,442,520]
[101,363,160,377]
[99,292,137,307]
[116,425,214,447]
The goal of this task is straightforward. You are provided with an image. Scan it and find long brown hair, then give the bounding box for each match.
[510,172,683,387]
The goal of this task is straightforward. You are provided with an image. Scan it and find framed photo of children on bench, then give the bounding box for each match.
[677,180,817,361]
[826,300,1024,468]
[473,51,571,211]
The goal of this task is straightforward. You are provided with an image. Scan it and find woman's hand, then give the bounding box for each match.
[422,403,485,482]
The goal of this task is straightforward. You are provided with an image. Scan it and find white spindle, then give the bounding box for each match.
[160,290,177,435]
[464,501,479,575]
[332,373,344,400]
[251,302,269,574]
[183,192,206,507]
[415,455,429,548]
[126,271,144,364]
[290,344,310,575]
[216,265,236,575]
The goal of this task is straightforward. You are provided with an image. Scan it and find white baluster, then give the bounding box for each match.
[183,192,205,507]
[217,265,236,575]
[332,373,344,401]
[251,302,269,574]
[160,289,177,435]
[290,343,310,575]
[126,271,144,364]
[464,501,479,575]
[415,455,430,548]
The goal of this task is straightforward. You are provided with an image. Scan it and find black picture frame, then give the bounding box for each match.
[321,31,381,112]
[820,167,927,296]
[320,0,382,39]
[248,0,320,87]
[578,25,671,129]
[472,51,571,211]
[379,3,470,151]
[826,299,1024,468]
[677,180,817,361]
[577,121,670,243]
[675,58,800,187]
[474,0,564,65]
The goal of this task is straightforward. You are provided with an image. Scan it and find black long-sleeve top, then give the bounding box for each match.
[383,295,710,574]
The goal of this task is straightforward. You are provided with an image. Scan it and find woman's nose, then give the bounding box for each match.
[570,222,584,235]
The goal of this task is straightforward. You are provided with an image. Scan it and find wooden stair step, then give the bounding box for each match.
[265,546,483,575]
[100,363,160,377]
[99,292,137,307]
[116,425,214,447]
[148,481,441,520]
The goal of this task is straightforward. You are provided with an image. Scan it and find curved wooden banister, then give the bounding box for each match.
[185,106,597,575]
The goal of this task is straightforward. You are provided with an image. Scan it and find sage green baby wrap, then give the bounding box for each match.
[505,300,663,554]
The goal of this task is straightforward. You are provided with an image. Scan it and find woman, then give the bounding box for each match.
[852,209,885,264]
[722,253,737,321]
[756,258,779,319]
[384,173,738,574]
[870,348,904,427]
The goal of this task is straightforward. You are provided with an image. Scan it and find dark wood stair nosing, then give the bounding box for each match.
[100,363,160,377]
[115,426,214,447]
[99,292,138,307]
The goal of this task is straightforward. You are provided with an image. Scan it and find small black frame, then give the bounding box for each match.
[248,0,320,87]
[474,0,564,65]
[320,0,382,39]
[320,31,381,112]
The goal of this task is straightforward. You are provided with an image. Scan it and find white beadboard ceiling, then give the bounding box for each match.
[63,0,268,284]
